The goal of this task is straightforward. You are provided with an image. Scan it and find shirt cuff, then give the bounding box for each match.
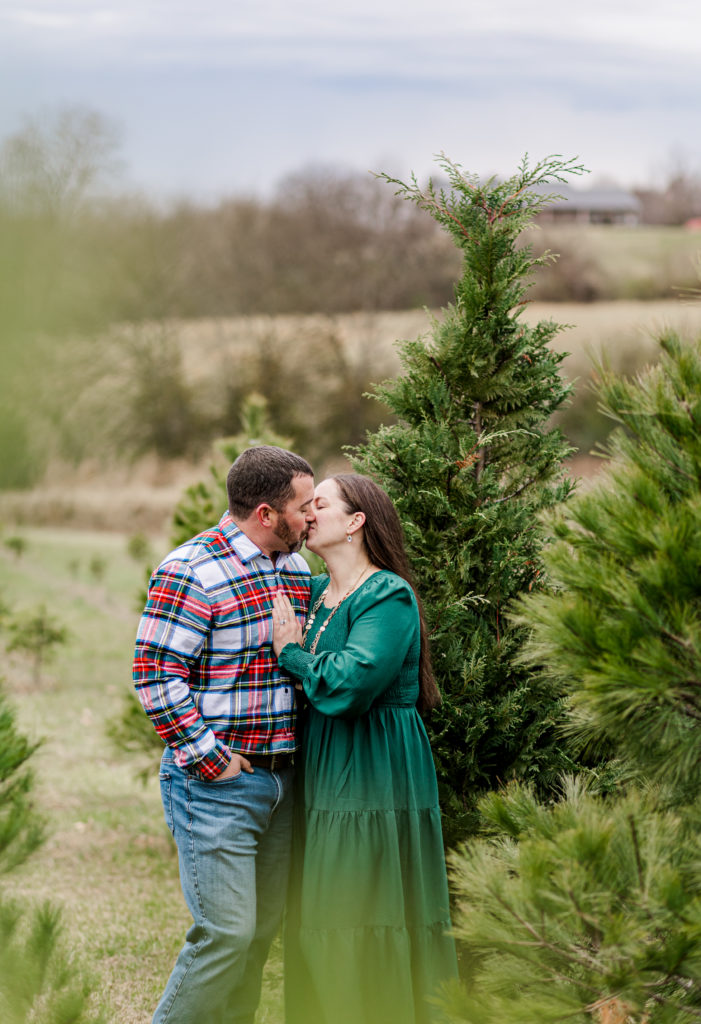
[195,745,232,780]
[278,642,314,680]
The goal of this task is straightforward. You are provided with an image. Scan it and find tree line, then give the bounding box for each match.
[0,107,458,336]
[2,107,701,339]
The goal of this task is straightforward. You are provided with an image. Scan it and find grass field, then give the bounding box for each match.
[530,225,701,300]
[1,528,285,1024]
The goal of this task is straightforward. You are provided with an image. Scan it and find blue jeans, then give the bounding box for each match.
[154,750,294,1024]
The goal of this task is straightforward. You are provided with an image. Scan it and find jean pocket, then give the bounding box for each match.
[202,769,243,785]
[159,772,175,835]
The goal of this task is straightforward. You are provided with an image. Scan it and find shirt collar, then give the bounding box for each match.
[217,511,297,568]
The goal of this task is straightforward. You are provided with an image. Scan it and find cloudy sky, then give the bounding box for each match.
[1,0,700,200]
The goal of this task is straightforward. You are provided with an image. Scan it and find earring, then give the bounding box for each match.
[347,534,352,543]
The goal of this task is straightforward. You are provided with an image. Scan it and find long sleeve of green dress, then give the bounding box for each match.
[279,573,417,717]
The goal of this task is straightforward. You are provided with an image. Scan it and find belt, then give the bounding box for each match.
[246,752,295,771]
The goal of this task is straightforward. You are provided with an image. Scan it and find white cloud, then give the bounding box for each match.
[3,0,701,58]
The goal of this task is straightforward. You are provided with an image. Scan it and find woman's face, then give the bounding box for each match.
[305,478,355,554]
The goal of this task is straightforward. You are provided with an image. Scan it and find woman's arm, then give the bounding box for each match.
[277,577,418,718]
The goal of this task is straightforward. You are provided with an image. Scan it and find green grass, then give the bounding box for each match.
[0,528,285,1024]
[581,226,701,297]
[530,225,701,300]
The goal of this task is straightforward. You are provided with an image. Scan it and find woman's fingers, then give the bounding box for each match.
[274,591,295,622]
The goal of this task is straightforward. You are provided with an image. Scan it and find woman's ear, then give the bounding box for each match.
[348,511,366,534]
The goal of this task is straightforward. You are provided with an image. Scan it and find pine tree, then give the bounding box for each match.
[0,686,43,874]
[0,684,102,1022]
[518,332,701,799]
[353,154,585,842]
[443,334,701,1024]
[445,779,701,1024]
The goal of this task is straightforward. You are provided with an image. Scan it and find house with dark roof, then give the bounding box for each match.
[534,184,641,225]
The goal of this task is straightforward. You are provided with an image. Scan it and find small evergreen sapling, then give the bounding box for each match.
[126,532,151,564]
[6,606,69,686]
[4,536,27,559]
[353,154,584,842]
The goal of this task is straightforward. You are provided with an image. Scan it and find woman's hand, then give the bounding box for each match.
[272,591,303,657]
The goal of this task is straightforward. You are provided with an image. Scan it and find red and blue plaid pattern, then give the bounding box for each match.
[133,512,311,779]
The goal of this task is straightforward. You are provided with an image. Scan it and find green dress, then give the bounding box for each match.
[278,571,458,1024]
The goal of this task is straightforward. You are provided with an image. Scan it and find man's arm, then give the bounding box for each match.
[133,560,234,779]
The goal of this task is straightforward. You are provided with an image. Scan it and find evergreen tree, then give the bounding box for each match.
[0,685,43,874]
[519,332,701,800]
[0,683,102,1022]
[353,154,584,842]
[445,779,701,1024]
[443,334,701,1023]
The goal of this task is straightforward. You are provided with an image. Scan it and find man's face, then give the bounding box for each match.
[270,474,315,553]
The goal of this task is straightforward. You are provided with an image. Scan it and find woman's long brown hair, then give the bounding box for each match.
[332,473,441,713]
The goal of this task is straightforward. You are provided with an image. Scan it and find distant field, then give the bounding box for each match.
[136,297,701,395]
[530,225,701,300]
[587,226,700,287]
[2,298,701,534]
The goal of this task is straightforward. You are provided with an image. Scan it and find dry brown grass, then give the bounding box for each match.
[2,300,701,534]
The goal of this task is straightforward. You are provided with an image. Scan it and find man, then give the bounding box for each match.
[134,445,315,1024]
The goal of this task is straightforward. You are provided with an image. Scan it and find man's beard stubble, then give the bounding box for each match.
[275,517,308,554]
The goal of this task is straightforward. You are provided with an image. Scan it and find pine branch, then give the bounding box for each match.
[641,991,701,1020]
[492,891,602,971]
[490,475,542,505]
[660,628,695,652]
[679,701,701,723]
[473,402,485,481]
[566,888,604,948]
[627,816,647,900]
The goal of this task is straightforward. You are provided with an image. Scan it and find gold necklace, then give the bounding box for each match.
[302,566,371,655]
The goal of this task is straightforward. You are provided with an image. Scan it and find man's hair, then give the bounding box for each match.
[226,446,313,519]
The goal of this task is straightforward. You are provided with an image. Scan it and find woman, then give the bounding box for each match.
[272,474,457,1024]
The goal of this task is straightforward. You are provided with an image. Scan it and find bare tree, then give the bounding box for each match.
[634,152,701,224]
[0,105,123,219]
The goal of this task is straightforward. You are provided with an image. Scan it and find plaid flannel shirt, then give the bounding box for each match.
[133,512,311,779]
